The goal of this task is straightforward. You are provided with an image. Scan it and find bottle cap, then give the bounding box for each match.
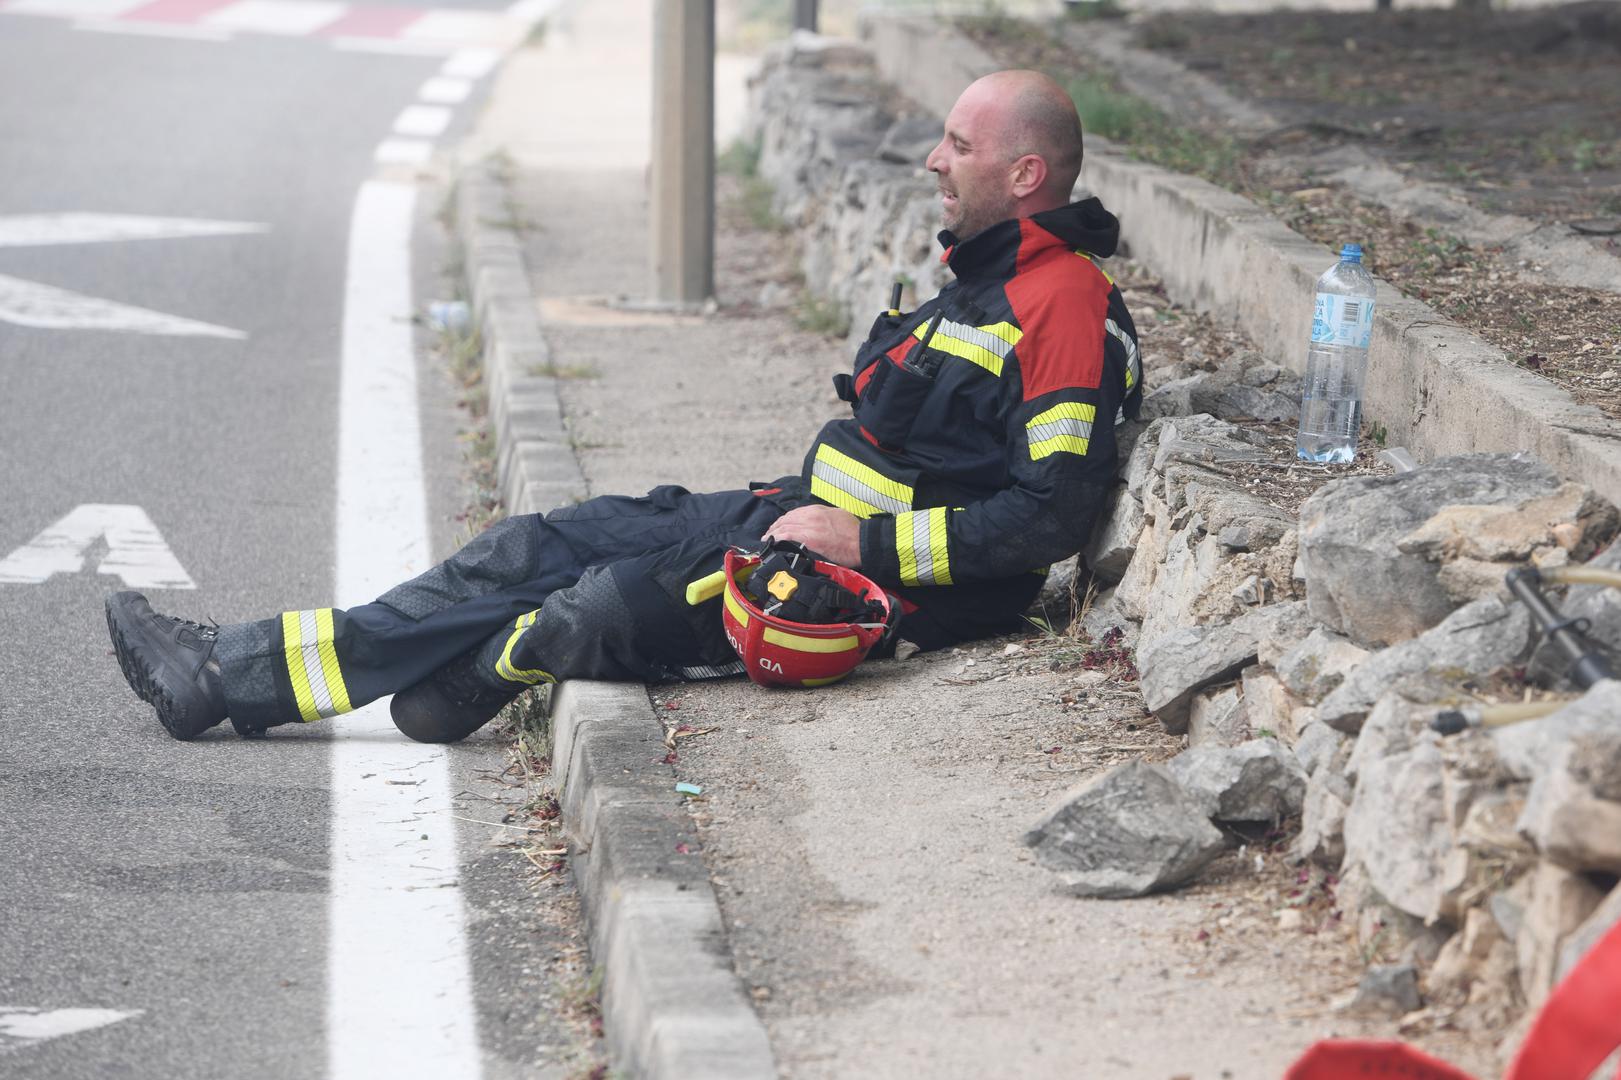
[1340,243,1364,263]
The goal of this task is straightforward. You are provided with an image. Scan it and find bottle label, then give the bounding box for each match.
[1312,292,1374,348]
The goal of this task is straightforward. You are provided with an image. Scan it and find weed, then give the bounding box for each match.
[1366,420,1388,447]
[1139,16,1188,48]
[1064,0,1128,24]
[794,293,851,338]
[1063,73,1241,184]
[529,361,600,380]
[717,137,763,179]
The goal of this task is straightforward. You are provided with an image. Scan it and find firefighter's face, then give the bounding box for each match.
[926,84,1019,241]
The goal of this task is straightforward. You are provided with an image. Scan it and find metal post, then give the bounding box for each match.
[650,0,715,306]
[792,0,817,32]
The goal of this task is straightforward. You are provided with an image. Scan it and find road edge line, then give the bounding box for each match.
[453,162,777,1080]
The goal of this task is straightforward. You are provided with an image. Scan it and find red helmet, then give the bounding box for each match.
[720,545,891,688]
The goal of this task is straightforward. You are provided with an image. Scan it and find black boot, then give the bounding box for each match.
[105,591,229,740]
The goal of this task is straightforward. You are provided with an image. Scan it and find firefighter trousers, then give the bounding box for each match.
[211,483,1044,737]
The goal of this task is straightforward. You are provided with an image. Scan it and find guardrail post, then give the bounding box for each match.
[651,0,715,305]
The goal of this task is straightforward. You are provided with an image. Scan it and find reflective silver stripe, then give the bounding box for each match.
[1028,415,1094,444]
[1106,317,1141,392]
[298,609,338,718]
[678,662,746,680]
[811,458,911,516]
[909,511,935,584]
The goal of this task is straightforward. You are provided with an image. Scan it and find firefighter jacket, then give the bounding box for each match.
[800,197,1144,591]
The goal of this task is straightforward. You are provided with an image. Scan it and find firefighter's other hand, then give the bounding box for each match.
[763,506,862,567]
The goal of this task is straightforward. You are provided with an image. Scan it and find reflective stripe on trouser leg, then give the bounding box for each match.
[494,609,555,685]
[281,608,354,722]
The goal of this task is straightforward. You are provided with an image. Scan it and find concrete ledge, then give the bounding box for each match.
[454,164,777,1080]
[861,15,1621,506]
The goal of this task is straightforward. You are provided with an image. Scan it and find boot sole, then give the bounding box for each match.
[105,593,219,741]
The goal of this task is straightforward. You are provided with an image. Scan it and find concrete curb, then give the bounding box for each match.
[863,16,1621,507]
[454,163,777,1080]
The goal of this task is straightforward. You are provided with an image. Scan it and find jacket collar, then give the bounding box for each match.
[939,197,1121,282]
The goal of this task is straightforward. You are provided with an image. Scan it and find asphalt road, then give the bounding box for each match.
[0,10,574,1078]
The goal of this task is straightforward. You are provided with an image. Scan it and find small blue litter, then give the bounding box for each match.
[675,782,703,797]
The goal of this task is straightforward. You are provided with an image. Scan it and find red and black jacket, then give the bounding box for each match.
[800,197,1143,590]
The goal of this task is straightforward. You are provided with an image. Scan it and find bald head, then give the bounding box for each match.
[980,70,1086,198]
[925,70,1085,239]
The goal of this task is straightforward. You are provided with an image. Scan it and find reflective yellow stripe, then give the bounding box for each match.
[314,608,352,714]
[1028,401,1096,460]
[896,506,952,586]
[911,318,1021,377]
[761,626,861,653]
[723,587,751,628]
[282,611,321,724]
[1076,249,1114,285]
[811,443,913,518]
[496,609,554,685]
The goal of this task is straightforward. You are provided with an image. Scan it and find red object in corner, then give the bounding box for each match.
[1286,917,1621,1080]
[1284,1041,1475,1080]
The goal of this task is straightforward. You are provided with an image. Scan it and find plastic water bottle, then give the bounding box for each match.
[1296,244,1377,463]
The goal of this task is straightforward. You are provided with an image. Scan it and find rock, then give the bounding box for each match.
[1349,964,1422,1016]
[1517,860,1604,1008]
[1230,574,1269,606]
[1293,720,1347,778]
[1138,602,1311,733]
[1343,732,1453,922]
[1295,764,1351,867]
[1298,453,1588,648]
[1492,680,1621,781]
[1240,665,1294,741]
[875,114,939,165]
[1556,883,1621,984]
[1187,686,1249,749]
[1217,524,1252,552]
[1428,907,1508,1004]
[1318,595,1532,734]
[1168,738,1307,823]
[1212,382,1300,424]
[1516,718,1621,874]
[1023,761,1226,898]
[1275,628,1370,704]
[1085,485,1145,583]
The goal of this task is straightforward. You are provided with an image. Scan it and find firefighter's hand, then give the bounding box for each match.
[763,506,862,567]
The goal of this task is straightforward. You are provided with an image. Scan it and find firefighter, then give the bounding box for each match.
[105,68,1144,744]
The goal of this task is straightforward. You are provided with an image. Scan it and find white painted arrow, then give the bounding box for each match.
[0,1007,142,1052]
[0,273,246,339]
[0,504,196,589]
[0,211,265,338]
[0,212,268,249]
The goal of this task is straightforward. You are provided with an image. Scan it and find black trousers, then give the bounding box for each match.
[213,484,1043,737]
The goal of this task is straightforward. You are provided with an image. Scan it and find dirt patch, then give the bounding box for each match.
[964,4,1621,423]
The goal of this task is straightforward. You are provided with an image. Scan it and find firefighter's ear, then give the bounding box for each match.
[1010,153,1047,199]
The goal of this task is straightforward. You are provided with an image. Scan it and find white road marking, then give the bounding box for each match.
[328,180,481,1079]
[0,504,196,590]
[74,17,231,38]
[330,35,458,56]
[0,1008,142,1051]
[373,138,433,166]
[203,0,344,35]
[417,75,471,104]
[502,0,558,22]
[439,47,498,79]
[0,212,267,249]
[401,9,519,46]
[0,273,246,338]
[392,104,451,138]
[3,0,145,17]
